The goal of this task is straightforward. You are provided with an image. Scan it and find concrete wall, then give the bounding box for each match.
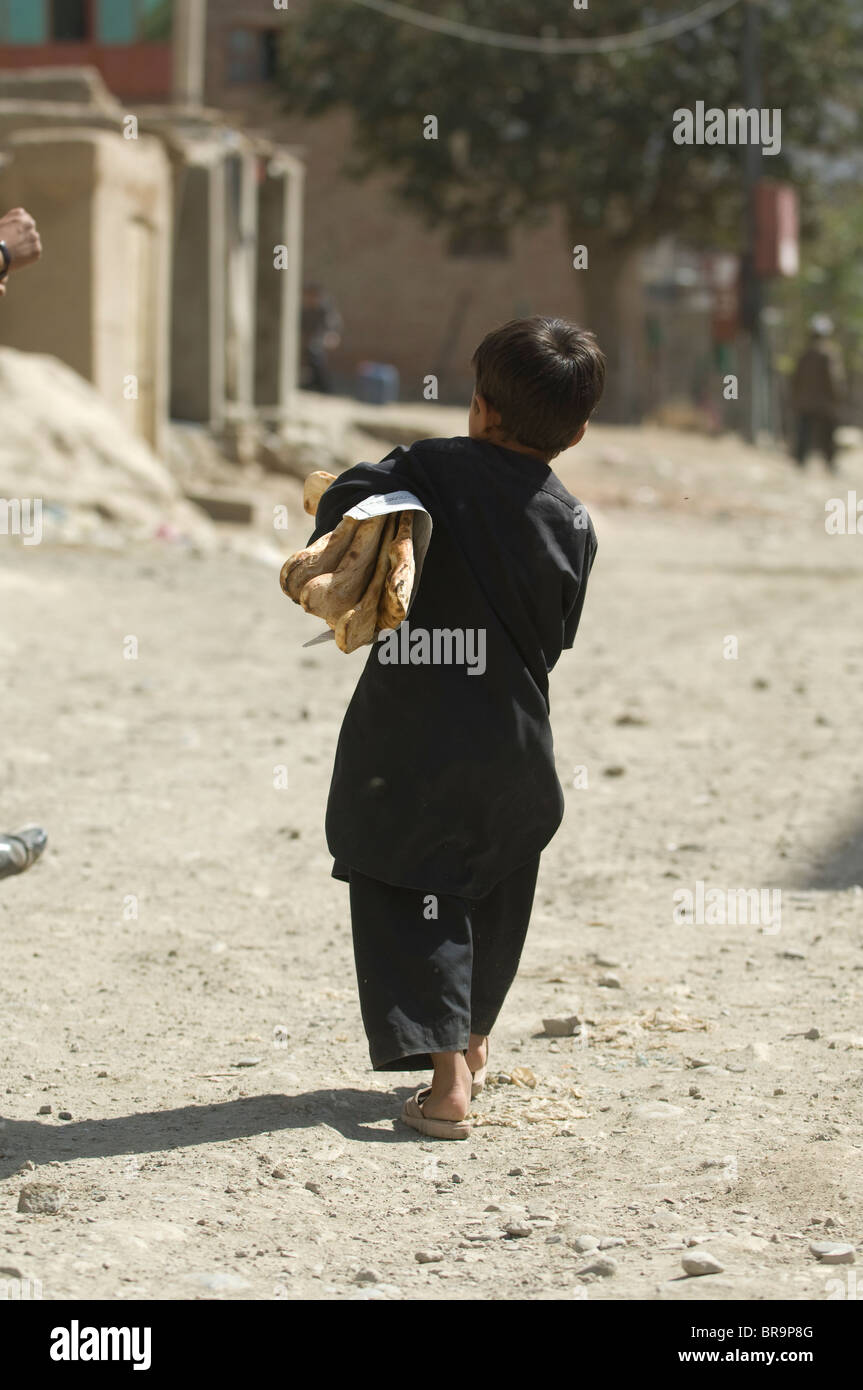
[0,126,172,453]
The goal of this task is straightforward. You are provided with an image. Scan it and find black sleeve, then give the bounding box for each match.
[306,447,415,545]
[562,529,598,651]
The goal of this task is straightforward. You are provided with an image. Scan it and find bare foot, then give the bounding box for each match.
[464,1033,488,1075]
[423,1050,472,1121]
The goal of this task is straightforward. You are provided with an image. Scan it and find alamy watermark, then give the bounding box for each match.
[825,493,863,534]
[377,622,487,676]
[673,102,781,156]
[673,880,782,934]
[0,497,42,545]
[0,1274,42,1300]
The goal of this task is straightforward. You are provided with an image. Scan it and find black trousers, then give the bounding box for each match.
[337,854,541,1072]
[795,412,837,467]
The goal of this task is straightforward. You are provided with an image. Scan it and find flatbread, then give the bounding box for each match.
[280,514,359,603]
[303,470,337,517]
[377,510,415,631]
[334,514,398,653]
[299,514,387,625]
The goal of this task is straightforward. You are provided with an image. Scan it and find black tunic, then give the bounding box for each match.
[306,436,597,900]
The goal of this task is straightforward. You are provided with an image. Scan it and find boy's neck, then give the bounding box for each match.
[481,430,550,464]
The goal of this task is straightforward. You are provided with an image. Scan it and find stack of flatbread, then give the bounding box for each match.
[279,470,416,654]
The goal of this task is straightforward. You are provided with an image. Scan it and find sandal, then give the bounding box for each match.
[401,1087,471,1140]
[0,825,47,881]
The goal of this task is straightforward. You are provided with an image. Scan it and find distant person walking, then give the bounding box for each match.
[790,316,845,471]
[301,283,343,394]
[0,204,47,881]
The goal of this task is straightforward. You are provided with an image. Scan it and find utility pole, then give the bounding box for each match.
[740,0,766,443]
[172,0,207,111]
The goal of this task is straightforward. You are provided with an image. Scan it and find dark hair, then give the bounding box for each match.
[471,316,605,457]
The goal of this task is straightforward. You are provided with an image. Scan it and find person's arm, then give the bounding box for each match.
[562,527,598,651]
[307,447,417,545]
[0,207,42,278]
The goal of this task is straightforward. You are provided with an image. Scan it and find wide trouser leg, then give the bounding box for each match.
[469,854,541,1035]
[348,870,473,1072]
[347,854,542,1072]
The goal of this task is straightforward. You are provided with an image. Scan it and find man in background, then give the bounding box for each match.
[300,282,343,393]
[790,316,845,471]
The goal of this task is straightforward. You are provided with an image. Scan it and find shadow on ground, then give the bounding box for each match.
[0,1087,424,1178]
[784,803,863,890]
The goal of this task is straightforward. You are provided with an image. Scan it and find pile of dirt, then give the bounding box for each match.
[0,347,214,547]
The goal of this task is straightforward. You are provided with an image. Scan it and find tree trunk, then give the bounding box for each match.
[575,236,647,426]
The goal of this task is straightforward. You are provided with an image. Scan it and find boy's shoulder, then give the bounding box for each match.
[405,434,595,542]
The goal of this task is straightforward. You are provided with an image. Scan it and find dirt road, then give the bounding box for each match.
[1,419,861,1301]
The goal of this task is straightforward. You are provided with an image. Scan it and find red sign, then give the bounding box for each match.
[755,181,799,278]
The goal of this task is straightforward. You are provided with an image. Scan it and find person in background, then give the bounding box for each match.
[790,316,845,471]
[300,282,343,393]
[0,205,42,296]
[0,205,47,879]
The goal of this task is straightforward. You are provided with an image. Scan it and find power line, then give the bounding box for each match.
[347,0,745,54]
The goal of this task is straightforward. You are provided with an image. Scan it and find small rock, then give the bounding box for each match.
[271,1167,287,1179]
[415,1250,444,1264]
[573,1234,600,1253]
[37,1104,52,1115]
[633,1103,686,1121]
[450,1173,462,1184]
[233,1057,262,1068]
[508,1168,525,1177]
[804,1028,820,1041]
[352,1268,381,1284]
[682,1250,724,1276]
[602,766,626,778]
[576,1256,617,1277]
[58,1111,72,1121]
[18,1183,63,1214]
[598,973,622,989]
[781,950,806,961]
[542,1015,581,1037]
[809,1242,855,1264]
[304,1180,322,1194]
[598,1236,626,1249]
[504,1222,532,1238]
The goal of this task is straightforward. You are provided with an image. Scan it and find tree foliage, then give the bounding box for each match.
[277,0,863,253]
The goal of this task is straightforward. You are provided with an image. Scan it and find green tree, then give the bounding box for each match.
[277,1,863,415]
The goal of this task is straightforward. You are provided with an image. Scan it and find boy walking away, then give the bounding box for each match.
[305,317,603,1138]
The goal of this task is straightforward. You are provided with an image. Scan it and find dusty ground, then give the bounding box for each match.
[1,412,862,1302]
